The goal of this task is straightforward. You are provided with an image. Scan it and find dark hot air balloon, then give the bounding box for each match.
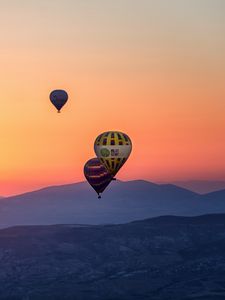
[84,158,112,199]
[50,89,68,113]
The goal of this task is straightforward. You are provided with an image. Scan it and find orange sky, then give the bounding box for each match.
[0,0,225,196]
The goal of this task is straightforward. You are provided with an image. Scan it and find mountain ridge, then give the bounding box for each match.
[0,180,224,228]
[170,180,225,194]
[2,179,198,199]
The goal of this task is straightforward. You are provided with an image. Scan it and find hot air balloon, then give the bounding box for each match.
[49,90,68,113]
[84,157,112,199]
[94,131,132,178]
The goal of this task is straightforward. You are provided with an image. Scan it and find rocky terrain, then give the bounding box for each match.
[0,214,225,299]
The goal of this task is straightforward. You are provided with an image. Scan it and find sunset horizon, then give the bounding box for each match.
[0,2,225,299]
[1,0,225,195]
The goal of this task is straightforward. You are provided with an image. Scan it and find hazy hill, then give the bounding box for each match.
[0,214,225,299]
[0,180,200,228]
[0,180,225,228]
[171,180,225,194]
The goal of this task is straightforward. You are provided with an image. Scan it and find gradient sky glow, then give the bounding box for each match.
[1,0,225,196]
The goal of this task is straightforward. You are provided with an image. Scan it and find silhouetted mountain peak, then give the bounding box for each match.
[0,180,225,228]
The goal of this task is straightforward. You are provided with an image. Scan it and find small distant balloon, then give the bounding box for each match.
[94,131,132,178]
[84,158,112,199]
[50,90,68,113]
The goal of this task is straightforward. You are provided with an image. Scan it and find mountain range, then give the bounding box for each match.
[0,180,225,228]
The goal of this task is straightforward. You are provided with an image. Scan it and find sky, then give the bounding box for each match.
[0,0,225,196]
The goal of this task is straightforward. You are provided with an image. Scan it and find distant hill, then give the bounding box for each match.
[0,214,225,299]
[0,180,225,228]
[171,180,225,194]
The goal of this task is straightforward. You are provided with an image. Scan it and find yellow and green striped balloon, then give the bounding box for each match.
[94,131,132,177]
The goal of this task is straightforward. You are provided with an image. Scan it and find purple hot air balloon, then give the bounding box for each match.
[50,89,68,113]
[84,158,112,199]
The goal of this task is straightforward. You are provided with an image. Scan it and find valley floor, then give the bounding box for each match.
[0,214,225,299]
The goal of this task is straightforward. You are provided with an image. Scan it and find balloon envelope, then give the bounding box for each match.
[84,157,112,198]
[50,90,68,112]
[94,131,132,177]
